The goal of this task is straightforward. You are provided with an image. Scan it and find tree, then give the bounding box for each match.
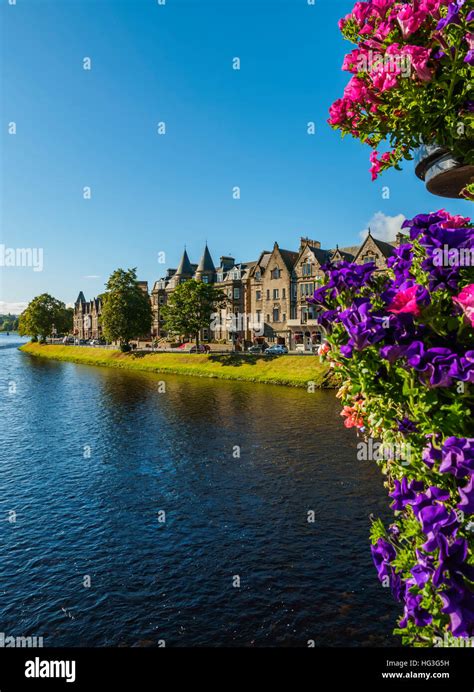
[161,279,227,348]
[101,268,152,348]
[18,294,69,341]
[55,307,73,335]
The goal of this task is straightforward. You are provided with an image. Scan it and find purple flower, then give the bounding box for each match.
[390,477,424,511]
[309,261,376,307]
[397,417,419,436]
[411,551,435,588]
[338,299,386,355]
[400,585,432,628]
[440,586,474,637]
[422,441,442,470]
[371,538,396,582]
[405,342,458,388]
[449,351,474,384]
[465,50,474,64]
[437,1,464,30]
[439,437,474,478]
[417,504,459,552]
[458,476,474,515]
[433,535,474,588]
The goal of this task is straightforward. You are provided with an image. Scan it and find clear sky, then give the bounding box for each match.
[1,0,472,313]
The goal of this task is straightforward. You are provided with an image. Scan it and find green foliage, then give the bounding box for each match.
[161,279,227,346]
[18,294,70,339]
[0,314,19,332]
[101,268,152,346]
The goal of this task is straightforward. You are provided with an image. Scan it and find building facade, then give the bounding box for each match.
[75,231,402,348]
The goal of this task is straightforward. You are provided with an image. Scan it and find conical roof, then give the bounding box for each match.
[175,249,194,276]
[196,244,215,274]
[75,291,86,304]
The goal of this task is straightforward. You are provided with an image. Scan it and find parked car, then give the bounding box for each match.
[247,344,263,353]
[264,345,288,356]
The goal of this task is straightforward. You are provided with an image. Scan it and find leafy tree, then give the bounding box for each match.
[101,268,152,348]
[161,279,227,348]
[18,294,69,341]
[55,307,73,335]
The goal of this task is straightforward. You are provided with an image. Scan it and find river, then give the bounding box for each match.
[0,335,398,646]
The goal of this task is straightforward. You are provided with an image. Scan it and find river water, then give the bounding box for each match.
[0,335,398,646]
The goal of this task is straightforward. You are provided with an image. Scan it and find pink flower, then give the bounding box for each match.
[436,209,472,228]
[369,150,391,181]
[388,285,423,317]
[403,45,433,82]
[397,5,427,38]
[453,284,474,327]
[370,151,382,181]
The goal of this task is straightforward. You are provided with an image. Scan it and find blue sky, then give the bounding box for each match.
[1,0,472,313]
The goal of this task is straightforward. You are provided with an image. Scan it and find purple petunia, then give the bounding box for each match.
[458,476,474,515]
[400,583,432,628]
[436,1,464,30]
[371,537,396,582]
[440,586,474,638]
[390,477,425,511]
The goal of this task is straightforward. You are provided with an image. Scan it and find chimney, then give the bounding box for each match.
[395,231,404,247]
[300,237,321,250]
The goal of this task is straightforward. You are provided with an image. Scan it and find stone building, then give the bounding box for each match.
[73,282,149,342]
[73,292,103,341]
[75,229,403,349]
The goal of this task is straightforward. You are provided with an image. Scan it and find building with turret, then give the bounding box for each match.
[75,231,404,349]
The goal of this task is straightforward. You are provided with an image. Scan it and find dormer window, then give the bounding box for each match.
[255,270,261,280]
[271,268,281,279]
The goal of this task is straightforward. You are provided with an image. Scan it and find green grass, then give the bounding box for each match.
[20,342,333,388]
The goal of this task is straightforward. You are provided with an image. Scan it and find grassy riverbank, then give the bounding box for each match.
[20,342,333,388]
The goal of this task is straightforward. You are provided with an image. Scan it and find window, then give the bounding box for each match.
[266,290,270,300]
[256,290,262,301]
[217,272,224,282]
[271,268,281,279]
[255,270,261,281]
[282,288,286,299]
[302,262,312,276]
[282,313,286,322]
[364,254,376,264]
[256,310,261,322]
[233,288,240,299]
[158,296,164,304]
[273,308,280,322]
[267,314,270,323]
[202,275,209,284]
[273,289,279,299]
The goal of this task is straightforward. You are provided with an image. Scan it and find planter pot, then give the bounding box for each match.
[415,145,474,199]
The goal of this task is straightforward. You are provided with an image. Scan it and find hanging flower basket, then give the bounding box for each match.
[415,145,474,198]
[328,0,474,199]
